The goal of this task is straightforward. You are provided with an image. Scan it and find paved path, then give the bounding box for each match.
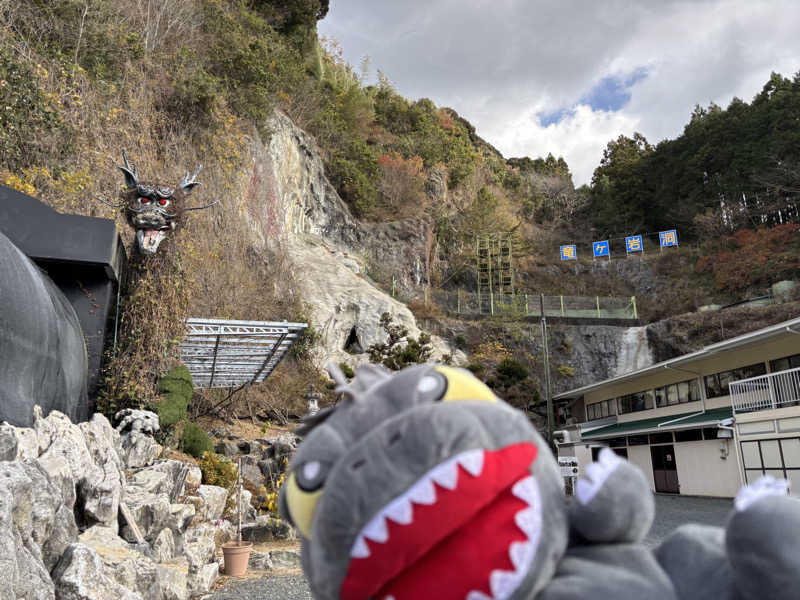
[210,494,734,599]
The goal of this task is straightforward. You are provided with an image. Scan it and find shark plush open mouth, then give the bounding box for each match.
[340,442,541,600]
[136,227,170,254]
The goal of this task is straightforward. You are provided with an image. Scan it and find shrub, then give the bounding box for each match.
[156,365,193,428]
[557,365,575,377]
[198,452,238,490]
[496,358,529,387]
[180,423,213,458]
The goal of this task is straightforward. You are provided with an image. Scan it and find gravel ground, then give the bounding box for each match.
[210,494,734,599]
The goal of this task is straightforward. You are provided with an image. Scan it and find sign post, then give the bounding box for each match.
[592,240,610,261]
[625,235,643,256]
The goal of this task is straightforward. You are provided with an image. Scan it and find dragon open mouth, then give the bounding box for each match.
[341,442,541,600]
[136,227,170,254]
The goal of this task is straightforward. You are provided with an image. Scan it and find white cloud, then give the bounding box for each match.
[319,1,800,185]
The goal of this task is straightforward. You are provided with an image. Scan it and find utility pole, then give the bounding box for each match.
[540,294,554,448]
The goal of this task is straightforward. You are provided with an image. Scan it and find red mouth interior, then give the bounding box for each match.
[340,442,537,600]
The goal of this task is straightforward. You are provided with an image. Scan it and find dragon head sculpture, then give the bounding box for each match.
[280,363,567,600]
[101,150,216,254]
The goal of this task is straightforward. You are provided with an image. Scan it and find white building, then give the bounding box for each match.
[553,316,800,497]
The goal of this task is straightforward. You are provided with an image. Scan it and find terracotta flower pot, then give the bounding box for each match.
[222,541,253,576]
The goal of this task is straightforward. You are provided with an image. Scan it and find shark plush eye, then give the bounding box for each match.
[435,366,497,403]
[285,462,328,539]
[296,460,329,492]
[157,198,169,207]
[139,197,151,204]
[416,371,447,401]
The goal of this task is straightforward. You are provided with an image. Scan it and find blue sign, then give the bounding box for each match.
[659,230,678,247]
[592,240,610,258]
[625,235,643,254]
[560,245,577,261]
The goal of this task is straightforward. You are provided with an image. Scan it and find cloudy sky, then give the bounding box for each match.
[319,1,800,186]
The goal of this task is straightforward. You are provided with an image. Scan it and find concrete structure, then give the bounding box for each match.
[554,316,800,498]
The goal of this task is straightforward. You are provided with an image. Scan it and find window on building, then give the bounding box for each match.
[628,435,649,446]
[688,379,702,402]
[649,432,674,444]
[702,427,721,440]
[655,387,667,408]
[741,438,800,491]
[705,362,767,398]
[667,384,679,405]
[609,437,627,448]
[770,354,800,373]
[674,429,703,442]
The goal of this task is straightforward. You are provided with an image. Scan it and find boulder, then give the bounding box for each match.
[152,528,176,563]
[184,536,216,572]
[144,459,201,499]
[79,414,124,529]
[270,548,301,569]
[248,549,273,571]
[52,543,142,600]
[115,410,160,435]
[120,432,163,470]
[185,521,235,549]
[121,486,195,543]
[241,515,296,543]
[0,422,18,461]
[37,452,77,510]
[213,440,239,457]
[195,486,228,522]
[78,526,159,600]
[0,460,77,599]
[156,558,189,600]
[188,562,218,596]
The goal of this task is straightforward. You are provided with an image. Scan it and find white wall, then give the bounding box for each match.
[673,440,741,497]
[628,445,655,492]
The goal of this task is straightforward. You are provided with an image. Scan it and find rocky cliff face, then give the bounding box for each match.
[237,111,460,366]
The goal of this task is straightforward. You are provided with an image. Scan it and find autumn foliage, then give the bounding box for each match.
[697,223,800,292]
[377,151,425,215]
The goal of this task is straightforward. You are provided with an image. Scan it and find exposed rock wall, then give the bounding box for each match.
[238,111,460,366]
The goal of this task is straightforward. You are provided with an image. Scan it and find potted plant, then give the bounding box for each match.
[221,457,253,576]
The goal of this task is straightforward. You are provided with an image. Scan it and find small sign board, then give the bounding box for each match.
[659,230,678,248]
[625,235,643,254]
[560,245,577,261]
[558,457,579,477]
[592,240,610,258]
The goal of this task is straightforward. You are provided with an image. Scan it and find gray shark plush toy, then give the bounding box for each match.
[279,364,800,600]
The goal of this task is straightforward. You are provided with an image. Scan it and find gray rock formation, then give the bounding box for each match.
[0,231,88,427]
[119,432,163,470]
[115,410,160,436]
[239,111,461,367]
[52,543,142,600]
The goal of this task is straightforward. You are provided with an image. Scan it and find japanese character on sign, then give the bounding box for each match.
[593,240,610,258]
[625,235,643,253]
[659,230,678,248]
[560,245,577,261]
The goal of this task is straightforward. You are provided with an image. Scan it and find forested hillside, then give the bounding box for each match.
[1,0,798,417]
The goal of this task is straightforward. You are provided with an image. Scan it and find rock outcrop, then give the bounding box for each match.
[0,408,235,600]
[240,111,462,367]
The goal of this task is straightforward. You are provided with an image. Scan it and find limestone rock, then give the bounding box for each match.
[120,432,163,470]
[248,549,273,571]
[0,463,57,599]
[145,459,201,498]
[185,521,235,549]
[184,536,216,572]
[115,409,160,435]
[78,526,159,600]
[152,528,176,563]
[12,424,39,460]
[241,515,295,543]
[52,543,142,600]
[42,503,80,572]
[0,422,18,461]
[270,548,301,569]
[156,558,189,600]
[121,486,195,543]
[36,452,77,510]
[188,562,218,596]
[195,485,228,522]
[79,414,124,529]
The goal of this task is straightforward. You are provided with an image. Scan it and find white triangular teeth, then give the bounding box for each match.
[511,476,537,503]
[514,507,538,538]
[466,591,493,600]
[385,495,414,525]
[407,477,437,505]
[430,458,459,490]
[489,569,522,600]
[363,514,389,543]
[350,535,370,558]
[509,541,534,571]
[466,592,493,600]
[457,449,485,477]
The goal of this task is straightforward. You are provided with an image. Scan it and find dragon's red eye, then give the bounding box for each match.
[139,197,150,204]
[158,198,168,206]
